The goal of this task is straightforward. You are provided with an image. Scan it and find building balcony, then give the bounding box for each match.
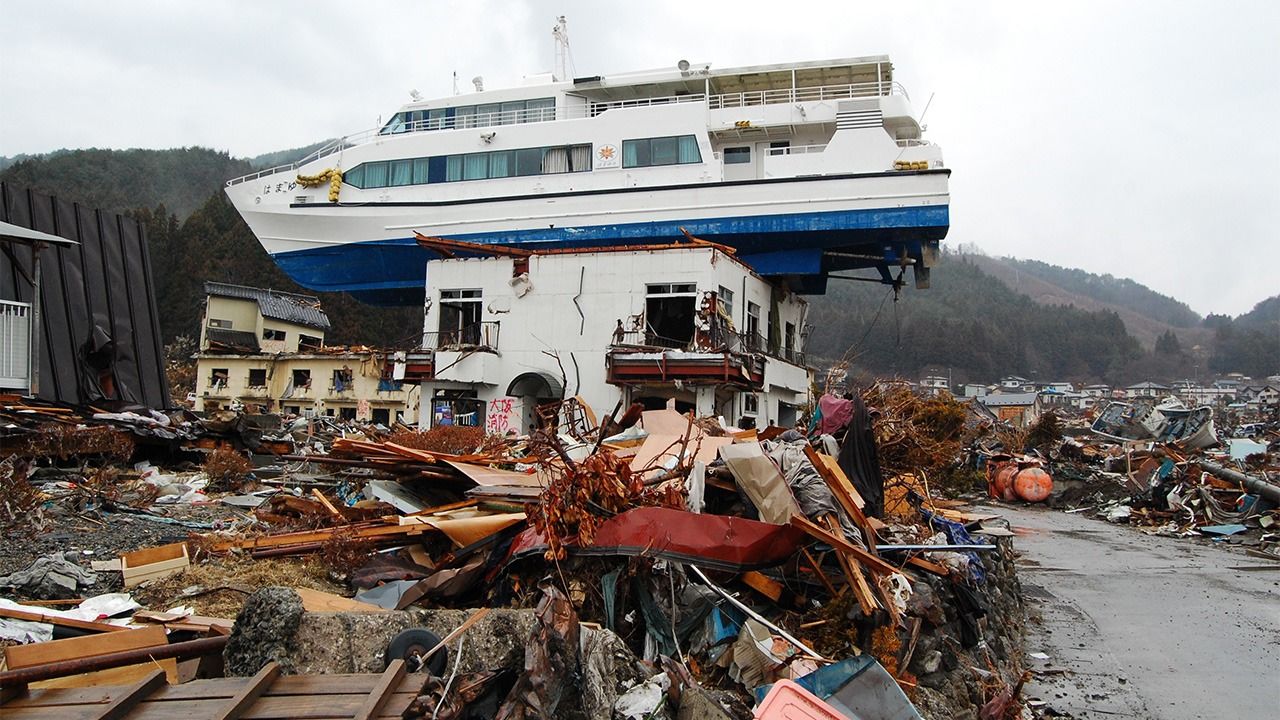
[606,348,766,388]
[423,322,499,352]
[610,326,806,369]
[384,351,435,383]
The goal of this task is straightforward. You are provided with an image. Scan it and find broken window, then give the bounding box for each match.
[338,406,357,421]
[785,322,796,358]
[207,318,232,329]
[291,369,311,389]
[743,393,758,415]
[439,289,483,345]
[645,283,697,349]
[432,390,485,427]
[332,366,354,391]
[371,407,391,425]
[717,286,734,318]
[209,368,229,388]
[247,369,267,387]
[284,405,300,415]
[262,328,285,341]
[746,302,762,351]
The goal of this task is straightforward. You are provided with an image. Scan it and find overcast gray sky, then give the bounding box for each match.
[2,0,1276,317]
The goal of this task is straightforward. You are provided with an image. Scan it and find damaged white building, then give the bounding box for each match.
[415,241,812,433]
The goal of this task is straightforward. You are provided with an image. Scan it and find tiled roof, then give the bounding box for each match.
[205,282,330,330]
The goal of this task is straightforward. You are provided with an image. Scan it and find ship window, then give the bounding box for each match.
[500,100,525,124]
[724,147,751,164]
[569,144,591,172]
[389,159,413,186]
[623,135,702,168]
[651,137,679,166]
[463,153,488,180]
[427,108,447,130]
[364,161,389,188]
[543,147,569,174]
[455,105,476,128]
[477,103,501,125]
[527,97,555,122]
[489,151,512,178]
[446,155,463,182]
[412,158,430,184]
[516,148,543,177]
[343,165,365,187]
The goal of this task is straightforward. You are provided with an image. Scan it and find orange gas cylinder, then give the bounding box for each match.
[1013,466,1053,503]
[991,463,1019,500]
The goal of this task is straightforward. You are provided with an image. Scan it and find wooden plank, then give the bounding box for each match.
[118,542,187,569]
[789,515,899,577]
[740,571,783,602]
[351,659,406,720]
[413,608,491,670]
[294,587,388,614]
[1,693,420,720]
[804,445,876,552]
[91,669,166,720]
[0,607,129,634]
[823,515,878,616]
[309,489,344,520]
[904,555,951,577]
[5,626,167,669]
[209,662,279,720]
[800,549,839,597]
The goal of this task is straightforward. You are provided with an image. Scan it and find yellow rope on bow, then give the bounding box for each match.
[296,168,343,202]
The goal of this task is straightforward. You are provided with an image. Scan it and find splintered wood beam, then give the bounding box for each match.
[353,659,407,720]
[823,515,878,616]
[801,548,839,597]
[91,668,167,720]
[789,515,899,577]
[211,661,280,720]
[804,445,877,553]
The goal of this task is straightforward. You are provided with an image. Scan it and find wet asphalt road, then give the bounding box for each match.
[992,504,1280,719]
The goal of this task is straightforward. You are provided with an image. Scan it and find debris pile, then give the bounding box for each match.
[1,393,1031,720]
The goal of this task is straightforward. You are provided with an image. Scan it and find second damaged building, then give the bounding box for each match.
[193,282,418,423]
[415,237,811,431]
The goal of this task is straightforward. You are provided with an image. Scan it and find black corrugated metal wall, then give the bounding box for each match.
[0,183,171,409]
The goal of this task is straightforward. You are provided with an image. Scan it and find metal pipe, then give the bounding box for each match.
[1198,460,1280,505]
[689,565,826,661]
[877,544,999,553]
[0,635,228,687]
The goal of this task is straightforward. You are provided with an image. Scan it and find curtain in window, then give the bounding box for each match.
[464,154,488,180]
[446,156,463,182]
[390,160,413,186]
[365,162,389,188]
[623,140,641,168]
[490,151,511,178]
[652,137,679,165]
[413,158,430,184]
[543,147,569,174]
[569,145,591,172]
[678,136,701,164]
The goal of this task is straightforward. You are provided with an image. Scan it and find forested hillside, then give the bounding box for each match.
[1,148,252,220]
[804,254,1144,383]
[997,257,1201,328]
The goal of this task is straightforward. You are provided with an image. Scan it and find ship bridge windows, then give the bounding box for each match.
[379,97,556,134]
[347,143,591,189]
[622,135,702,168]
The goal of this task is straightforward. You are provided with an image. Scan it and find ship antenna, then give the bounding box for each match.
[453,71,459,96]
[552,15,574,81]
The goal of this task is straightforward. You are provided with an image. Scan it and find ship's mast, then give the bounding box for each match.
[552,16,570,81]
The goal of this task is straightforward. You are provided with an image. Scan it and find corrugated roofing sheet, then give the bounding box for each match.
[980,392,1040,407]
[205,282,330,330]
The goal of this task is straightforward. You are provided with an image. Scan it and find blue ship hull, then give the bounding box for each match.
[272,205,949,305]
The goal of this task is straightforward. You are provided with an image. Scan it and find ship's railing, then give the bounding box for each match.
[587,94,707,116]
[895,138,932,147]
[765,143,828,156]
[708,80,906,110]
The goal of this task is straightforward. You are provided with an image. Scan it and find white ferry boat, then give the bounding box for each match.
[226,52,948,304]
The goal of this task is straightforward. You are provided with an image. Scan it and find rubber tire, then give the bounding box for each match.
[385,628,448,675]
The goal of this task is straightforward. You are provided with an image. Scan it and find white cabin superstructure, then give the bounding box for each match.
[227,54,949,305]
